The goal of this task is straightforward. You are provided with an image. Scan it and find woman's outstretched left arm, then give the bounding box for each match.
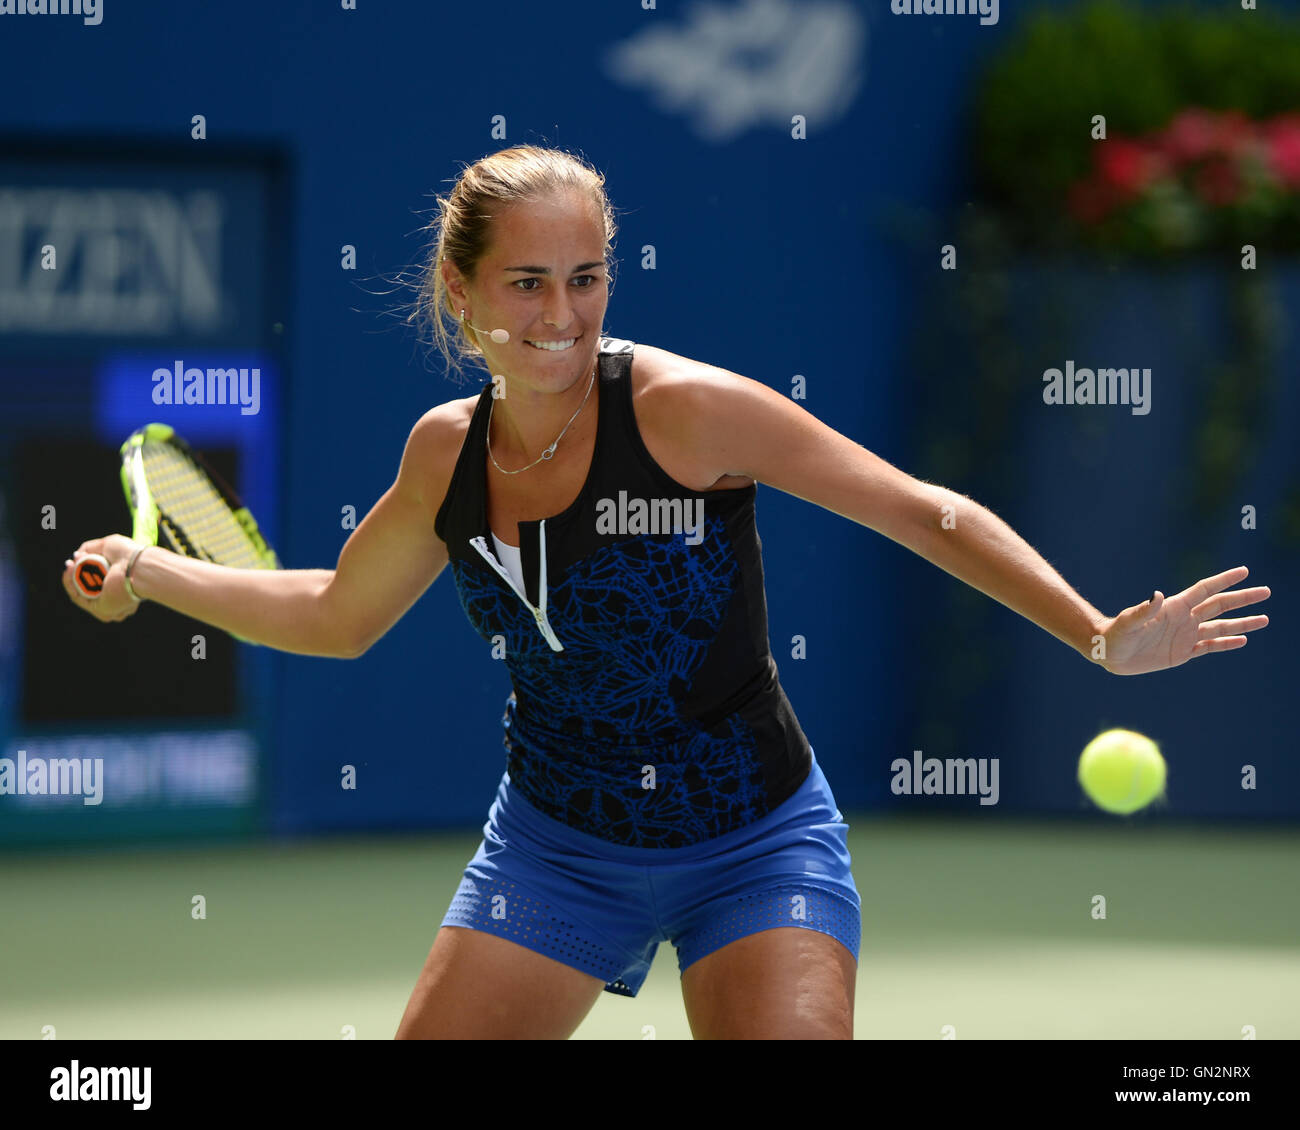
[662,363,1269,675]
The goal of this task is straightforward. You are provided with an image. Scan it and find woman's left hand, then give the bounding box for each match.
[1099,566,1270,676]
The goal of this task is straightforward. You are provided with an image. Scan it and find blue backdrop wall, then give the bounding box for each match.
[1,0,1292,835]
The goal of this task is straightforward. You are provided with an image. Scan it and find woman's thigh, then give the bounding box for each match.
[680,926,857,1039]
[395,925,607,1039]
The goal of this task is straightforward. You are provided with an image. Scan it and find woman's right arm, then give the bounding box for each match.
[62,406,459,658]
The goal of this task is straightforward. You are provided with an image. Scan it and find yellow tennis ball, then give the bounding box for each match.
[1078,728,1166,815]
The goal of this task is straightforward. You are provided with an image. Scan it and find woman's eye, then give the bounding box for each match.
[513,275,598,291]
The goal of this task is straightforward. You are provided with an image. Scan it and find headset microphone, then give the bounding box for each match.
[461,310,510,344]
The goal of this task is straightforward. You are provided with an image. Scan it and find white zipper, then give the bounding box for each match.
[469,517,565,652]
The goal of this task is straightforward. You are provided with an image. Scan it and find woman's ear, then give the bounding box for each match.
[441,257,466,306]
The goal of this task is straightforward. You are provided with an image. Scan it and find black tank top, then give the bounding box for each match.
[434,337,811,848]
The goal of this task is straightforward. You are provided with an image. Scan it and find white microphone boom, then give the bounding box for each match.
[461,310,510,344]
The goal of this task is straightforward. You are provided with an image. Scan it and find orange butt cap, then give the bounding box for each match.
[74,554,110,598]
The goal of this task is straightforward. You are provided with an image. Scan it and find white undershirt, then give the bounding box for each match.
[491,530,525,592]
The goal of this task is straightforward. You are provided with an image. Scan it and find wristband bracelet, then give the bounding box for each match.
[123,545,149,603]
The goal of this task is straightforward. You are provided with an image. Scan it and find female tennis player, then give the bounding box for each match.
[63,145,1270,1039]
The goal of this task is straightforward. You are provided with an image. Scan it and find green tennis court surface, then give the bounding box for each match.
[3,817,1296,1039]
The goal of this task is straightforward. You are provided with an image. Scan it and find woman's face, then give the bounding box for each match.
[449,191,608,389]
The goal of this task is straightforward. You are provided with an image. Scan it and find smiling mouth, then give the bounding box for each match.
[525,333,581,352]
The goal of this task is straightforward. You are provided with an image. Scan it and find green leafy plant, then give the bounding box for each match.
[973,0,1300,254]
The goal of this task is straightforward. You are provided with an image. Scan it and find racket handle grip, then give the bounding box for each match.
[74,553,111,599]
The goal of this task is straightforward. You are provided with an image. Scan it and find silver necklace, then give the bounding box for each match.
[487,360,597,475]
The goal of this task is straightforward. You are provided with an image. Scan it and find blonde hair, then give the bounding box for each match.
[408,145,619,385]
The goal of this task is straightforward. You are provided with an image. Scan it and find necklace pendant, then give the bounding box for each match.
[541,445,556,460]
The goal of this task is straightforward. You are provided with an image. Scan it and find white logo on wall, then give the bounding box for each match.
[604,0,866,143]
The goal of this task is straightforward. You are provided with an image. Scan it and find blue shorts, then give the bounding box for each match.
[440,750,860,996]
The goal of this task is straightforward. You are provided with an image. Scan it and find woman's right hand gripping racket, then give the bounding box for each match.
[69,423,280,637]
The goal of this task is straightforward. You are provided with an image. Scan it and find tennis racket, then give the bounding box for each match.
[74,424,279,637]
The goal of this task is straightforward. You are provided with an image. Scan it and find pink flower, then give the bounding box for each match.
[1262,113,1300,188]
[1161,108,1220,163]
[1209,110,1256,159]
[1159,108,1255,165]
[1064,108,1300,232]
[1096,138,1167,197]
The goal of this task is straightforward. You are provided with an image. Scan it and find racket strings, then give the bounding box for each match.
[141,442,269,569]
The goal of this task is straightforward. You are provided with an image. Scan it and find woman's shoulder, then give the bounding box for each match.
[625,341,735,414]
[414,390,479,450]
[624,342,758,492]
[403,392,481,513]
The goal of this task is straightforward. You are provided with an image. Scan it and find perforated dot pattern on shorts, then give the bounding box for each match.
[676,883,861,972]
[444,876,636,994]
